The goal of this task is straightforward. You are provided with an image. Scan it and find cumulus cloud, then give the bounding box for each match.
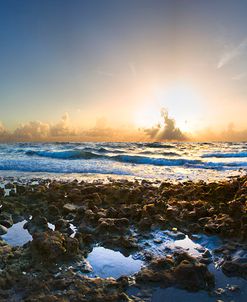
[0,113,76,141]
[144,109,187,141]
[50,112,76,137]
[217,38,247,69]
[0,122,6,133]
[14,121,50,140]
[0,122,9,138]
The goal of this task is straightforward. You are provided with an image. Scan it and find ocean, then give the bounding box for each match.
[0,142,246,181]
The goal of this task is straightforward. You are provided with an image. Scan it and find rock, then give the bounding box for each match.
[55,219,71,235]
[0,212,13,228]
[226,284,240,292]
[63,203,78,213]
[165,230,186,240]
[222,258,247,279]
[0,224,8,235]
[16,185,26,194]
[5,183,14,189]
[138,217,152,230]
[174,260,215,291]
[24,215,49,234]
[47,205,60,217]
[136,252,215,291]
[76,259,93,273]
[31,231,79,262]
[96,218,129,235]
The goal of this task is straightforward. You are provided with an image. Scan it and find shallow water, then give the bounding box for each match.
[148,265,247,302]
[137,230,222,259]
[2,219,247,301]
[86,246,143,278]
[131,229,247,302]
[2,220,32,246]
[2,221,77,247]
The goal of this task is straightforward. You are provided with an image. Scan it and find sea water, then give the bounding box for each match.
[0,142,246,181]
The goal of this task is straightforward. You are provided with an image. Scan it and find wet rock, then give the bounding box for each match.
[0,188,4,196]
[5,183,14,189]
[55,218,73,236]
[96,218,129,235]
[24,215,49,234]
[0,212,13,228]
[222,258,247,279]
[78,223,95,235]
[76,259,93,273]
[88,192,103,207]
[106,207,118,218]
[0,224,8,235]
[31,231,79,262]
[103,235,138,252]
[138,217,152,230]
[173,259,214,291]
[0,176,246,300]
[164,230,186,240]
[136,252,215,291]
[15,184,26,194]
[63,203,78,213]
[47,205,61,218]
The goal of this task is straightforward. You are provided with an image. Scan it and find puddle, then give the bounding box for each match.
[70,223,77,238]
[128,263,247,302]
[149,267,247,302]
[151,282,247,302]
[139,230,223,260]
[48,222,76,237]
[2,220,76,248]
[130,230,247,302]
[2,220,32,246]
[0,183,17,197]
[86,246,143,279]
[48,223,55,231]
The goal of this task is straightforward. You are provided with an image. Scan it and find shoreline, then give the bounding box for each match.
[0,168,245,185]
[0,175,246,301]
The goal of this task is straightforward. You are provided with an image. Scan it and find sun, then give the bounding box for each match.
[134,83,204,132]
[157,83,204,133]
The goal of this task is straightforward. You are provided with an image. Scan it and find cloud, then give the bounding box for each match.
[217,38,247,69]
[0,122,9,137]
[50,112,76,137]
[14,121,50,140]
[144,109,188,141]
[0,113,141,142]
[7,113,76,141]
[195,123,247,142]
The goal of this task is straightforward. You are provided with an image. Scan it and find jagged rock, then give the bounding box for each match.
[31,231,79,262]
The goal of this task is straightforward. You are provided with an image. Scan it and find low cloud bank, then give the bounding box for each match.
[196,123,247,142]
[144,109,188,141]
[0,113,76,141]
[0,113,246,142]
[0,122,9,138]
[0,114,141,142]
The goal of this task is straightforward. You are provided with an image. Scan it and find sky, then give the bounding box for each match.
[0,0,247,141]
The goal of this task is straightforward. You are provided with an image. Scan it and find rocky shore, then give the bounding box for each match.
[0,175,246,301]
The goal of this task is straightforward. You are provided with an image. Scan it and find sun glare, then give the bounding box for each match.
[134,105,161,128]
[134,83,203,132]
